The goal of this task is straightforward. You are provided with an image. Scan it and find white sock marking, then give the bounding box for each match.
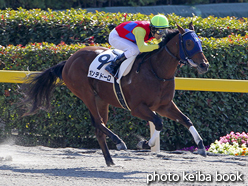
[148,130,160,147]
[189,126,202,145]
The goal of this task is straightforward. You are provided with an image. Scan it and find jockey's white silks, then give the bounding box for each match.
[109,29,140,58]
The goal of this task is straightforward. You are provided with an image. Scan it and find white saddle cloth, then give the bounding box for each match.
[87,49,136,84]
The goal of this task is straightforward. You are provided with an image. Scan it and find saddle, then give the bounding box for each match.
[87,49,136,110]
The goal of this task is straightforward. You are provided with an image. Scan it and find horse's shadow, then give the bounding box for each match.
[0,165,146,179]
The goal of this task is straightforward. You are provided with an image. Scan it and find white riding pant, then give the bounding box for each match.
[108,29,140,58]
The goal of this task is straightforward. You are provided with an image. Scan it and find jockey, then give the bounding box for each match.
[105,14,170,78]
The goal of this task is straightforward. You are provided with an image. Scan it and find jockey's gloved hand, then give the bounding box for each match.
[158,41,163,49]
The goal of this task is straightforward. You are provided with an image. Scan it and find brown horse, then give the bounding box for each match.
[21,23,209,166]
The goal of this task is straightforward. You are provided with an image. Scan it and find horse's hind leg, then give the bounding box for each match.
[89,106,127,152]
[79,94,127,165]
[156,101,206,157]
[81,93,127,166]
[90,98,114,166]
[62,61,126,165]
[131,104,163,149]
[95,127,114,166]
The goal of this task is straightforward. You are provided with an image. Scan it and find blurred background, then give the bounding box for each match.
[1,0,248,18]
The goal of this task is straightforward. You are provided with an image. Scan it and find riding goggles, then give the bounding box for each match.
[155,29,168,35]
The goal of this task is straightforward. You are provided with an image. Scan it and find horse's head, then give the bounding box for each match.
[177,23,209,74]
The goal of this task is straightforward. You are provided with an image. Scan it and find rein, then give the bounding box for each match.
[136,47,175,82]
[164,45,187,68]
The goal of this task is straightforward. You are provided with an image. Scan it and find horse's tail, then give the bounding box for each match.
[21,60,66,116]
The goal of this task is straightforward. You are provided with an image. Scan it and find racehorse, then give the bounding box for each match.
[21,23,209,166]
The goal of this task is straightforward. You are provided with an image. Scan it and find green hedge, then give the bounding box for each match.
[0,8,247,46]
[0,33,247,150]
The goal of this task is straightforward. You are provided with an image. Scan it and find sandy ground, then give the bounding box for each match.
[0,142,247,186]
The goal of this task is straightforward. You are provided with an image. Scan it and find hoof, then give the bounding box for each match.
[106,161,115,167]
[116,141,127,151]
[198,148,207,157]
[197,140,207,157]
[137,140,150,149]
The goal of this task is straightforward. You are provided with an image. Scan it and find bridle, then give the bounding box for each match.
[136,29,203,82]
[165,29,203,68]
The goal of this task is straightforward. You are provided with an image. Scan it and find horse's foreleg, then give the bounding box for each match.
[156,101,206,157]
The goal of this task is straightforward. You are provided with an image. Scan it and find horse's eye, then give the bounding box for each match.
[185,40,194,51]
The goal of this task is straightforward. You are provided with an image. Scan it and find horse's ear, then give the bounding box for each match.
[189,22,194,30]
[176,23,185,34]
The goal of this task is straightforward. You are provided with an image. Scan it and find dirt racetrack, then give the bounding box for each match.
[0,142,247,186]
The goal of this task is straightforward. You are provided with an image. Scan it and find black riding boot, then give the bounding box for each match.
[105,53,127,79]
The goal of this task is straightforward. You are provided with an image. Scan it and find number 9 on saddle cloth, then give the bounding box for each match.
[87,49,136,84]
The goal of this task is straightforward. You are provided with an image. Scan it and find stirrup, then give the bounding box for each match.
[105,67,116,76]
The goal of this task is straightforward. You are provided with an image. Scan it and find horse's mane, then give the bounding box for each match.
[160,29,179,46]
[137,29,179,59]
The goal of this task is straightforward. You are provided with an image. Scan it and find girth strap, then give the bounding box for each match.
[113,78,131,111]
